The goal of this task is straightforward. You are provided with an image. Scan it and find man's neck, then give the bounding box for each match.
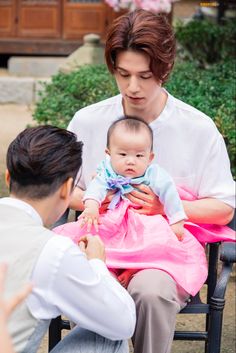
[123,89,168,124]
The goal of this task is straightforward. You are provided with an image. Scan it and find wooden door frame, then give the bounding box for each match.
[0,0,17,37]
[16,0,62,38]
[63,0,109,40]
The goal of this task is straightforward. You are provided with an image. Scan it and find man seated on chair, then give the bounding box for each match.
[0,125,136,353]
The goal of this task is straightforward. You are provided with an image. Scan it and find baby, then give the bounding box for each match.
[80,116,187,241]
[53,116,235,292]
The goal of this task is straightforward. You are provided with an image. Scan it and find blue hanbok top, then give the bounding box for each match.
[83,156,187,225]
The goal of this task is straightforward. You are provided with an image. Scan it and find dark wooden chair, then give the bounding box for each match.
[48,218,235,353]
[174,241,235,353]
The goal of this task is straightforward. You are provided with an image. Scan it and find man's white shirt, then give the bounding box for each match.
[68,92,235,208]
[0,197,136,340]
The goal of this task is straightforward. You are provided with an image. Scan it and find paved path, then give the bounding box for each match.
[0,104,34,173]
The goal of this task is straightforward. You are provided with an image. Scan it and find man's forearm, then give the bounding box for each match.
[183,198,234,225]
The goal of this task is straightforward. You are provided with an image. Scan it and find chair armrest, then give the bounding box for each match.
[220,241,236,263]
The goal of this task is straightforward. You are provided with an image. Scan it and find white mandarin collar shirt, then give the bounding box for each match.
[69,91,235,208]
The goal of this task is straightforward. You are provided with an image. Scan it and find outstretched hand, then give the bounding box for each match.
[126,184,164,215]
[79,209,99,232]
[79,200,100,232]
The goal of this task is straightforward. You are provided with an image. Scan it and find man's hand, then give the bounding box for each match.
[126,184,164,215]
[78,235,106,262]
[79,200,100,232]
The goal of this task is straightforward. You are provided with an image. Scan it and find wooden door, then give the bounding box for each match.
[17,0,61,38]
[0,0,16,36]
[63,0,110,40]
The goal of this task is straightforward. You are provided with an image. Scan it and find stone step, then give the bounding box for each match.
[0,76,50,104]
[0,34,106,104]
[8,56,66,77]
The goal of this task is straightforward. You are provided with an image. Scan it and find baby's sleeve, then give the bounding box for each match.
[148,165,187,225]
[83,174,108,206]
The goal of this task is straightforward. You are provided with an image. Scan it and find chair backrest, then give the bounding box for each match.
[178,242,219,315]
[175,214,235,351]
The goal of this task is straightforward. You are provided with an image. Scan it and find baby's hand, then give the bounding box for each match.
[79,208,99,232]
[79,200,100,232]
[170,220,185,241]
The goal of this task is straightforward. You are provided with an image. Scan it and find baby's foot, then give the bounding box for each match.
[118,269,139,288]
[109,268,122,280]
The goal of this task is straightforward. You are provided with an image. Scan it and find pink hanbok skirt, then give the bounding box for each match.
[53,189,235,296]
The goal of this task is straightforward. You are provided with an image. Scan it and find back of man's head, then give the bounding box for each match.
[7,125,83,199]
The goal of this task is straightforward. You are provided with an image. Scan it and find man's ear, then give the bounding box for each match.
[60,177,74,200]
[5,169,10,187]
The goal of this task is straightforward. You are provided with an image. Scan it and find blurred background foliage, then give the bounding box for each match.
[33,18,235,177]
[175,19,236,66]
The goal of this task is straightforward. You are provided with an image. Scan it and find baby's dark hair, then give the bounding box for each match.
[106,116,153,151]
[7,125,83,199]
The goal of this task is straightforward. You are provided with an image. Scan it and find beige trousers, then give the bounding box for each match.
[127,269,189,353]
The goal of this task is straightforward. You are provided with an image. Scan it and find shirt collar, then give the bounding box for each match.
[150,89,175,129]
[0,197,43,226]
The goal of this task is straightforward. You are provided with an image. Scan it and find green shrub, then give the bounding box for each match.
[33,60,235,177]
[175,19,236,66]
[34,65,118,128]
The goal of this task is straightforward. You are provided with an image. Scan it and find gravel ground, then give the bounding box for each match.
[0,104,35,173]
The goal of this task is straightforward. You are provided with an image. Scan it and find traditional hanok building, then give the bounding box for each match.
[0,0,126,55]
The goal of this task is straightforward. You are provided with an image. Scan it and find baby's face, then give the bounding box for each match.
[107,127,154,178]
